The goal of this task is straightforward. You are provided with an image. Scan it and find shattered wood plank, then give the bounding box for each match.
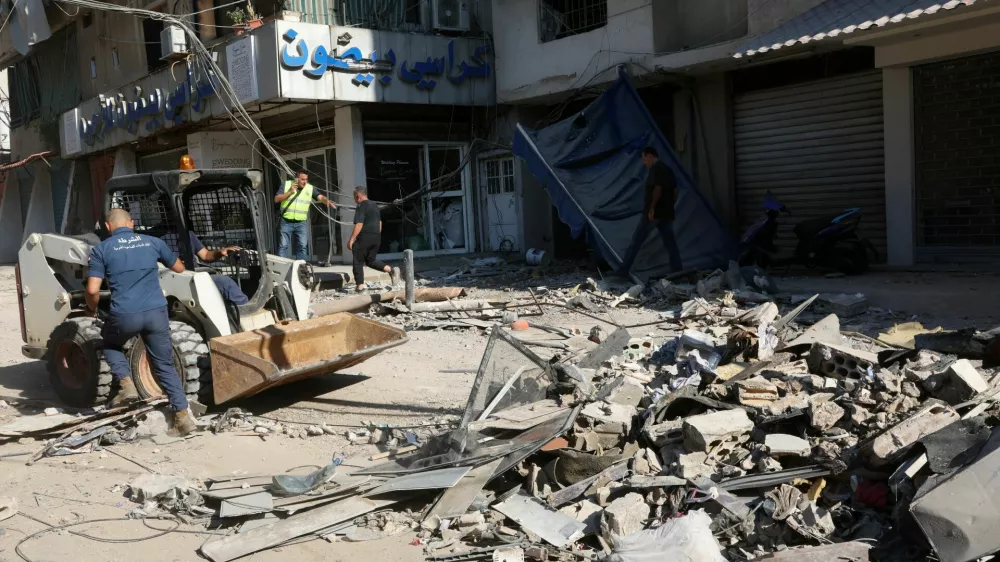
[493,491,586,548]
[577,328,631,370]
[200,496,398,562]
[426,459,503,520]
[547,461,629,508]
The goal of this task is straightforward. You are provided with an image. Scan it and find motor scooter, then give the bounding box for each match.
[739,192,876,274]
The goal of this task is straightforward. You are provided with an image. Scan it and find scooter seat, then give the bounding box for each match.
[793,214,842,240]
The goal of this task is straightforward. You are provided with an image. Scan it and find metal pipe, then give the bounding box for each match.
[404,249,414,310]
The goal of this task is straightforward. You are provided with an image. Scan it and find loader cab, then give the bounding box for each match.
[103,169,274,317]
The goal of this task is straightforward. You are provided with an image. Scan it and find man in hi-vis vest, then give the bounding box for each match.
[274,170,336,260]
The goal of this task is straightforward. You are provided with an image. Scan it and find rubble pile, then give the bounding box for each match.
[6,267,1000,562]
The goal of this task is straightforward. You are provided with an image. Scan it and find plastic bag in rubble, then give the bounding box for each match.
[604,509,725,562]
[272,455,343,496]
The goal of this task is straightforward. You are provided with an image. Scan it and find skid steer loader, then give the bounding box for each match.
[15,168,407,408]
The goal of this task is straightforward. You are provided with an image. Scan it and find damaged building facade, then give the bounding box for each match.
[494,0,1000,267]
[0,0,498,265]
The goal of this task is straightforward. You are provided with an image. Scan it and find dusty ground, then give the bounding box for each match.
[0,263,997,561]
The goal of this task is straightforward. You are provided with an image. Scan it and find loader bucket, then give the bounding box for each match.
[208,313,408,404]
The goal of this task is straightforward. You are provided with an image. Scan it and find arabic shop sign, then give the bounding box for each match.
[279,28,490,92]
[78,64,217,148]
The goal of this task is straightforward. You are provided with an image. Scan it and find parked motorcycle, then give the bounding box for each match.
[739,192,876,274]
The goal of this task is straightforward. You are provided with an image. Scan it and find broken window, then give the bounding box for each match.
[538,0,607,43]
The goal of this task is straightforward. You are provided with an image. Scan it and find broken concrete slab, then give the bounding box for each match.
[865,403,960,467]
[682,408,753,452]
[643,419,684,447]
[595,376,645,408]
[129,473,200,502]
[601,492,649,542]
[779,314,843,353]
[581,401,636,430]
[493,490,587,548]
[765,434,811,457]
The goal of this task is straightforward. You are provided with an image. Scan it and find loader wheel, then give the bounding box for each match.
[46,318,113,407]
[129,321,212,406]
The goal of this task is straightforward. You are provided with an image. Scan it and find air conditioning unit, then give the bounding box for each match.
[431,0,470,33]
[160,25,188,60]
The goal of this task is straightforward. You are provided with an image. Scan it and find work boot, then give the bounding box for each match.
[109,377,139,408]
[390,266,402,287]
[168,408,198,437]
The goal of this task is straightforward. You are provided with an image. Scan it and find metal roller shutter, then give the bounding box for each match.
[734,71,886,261]
[914,51,1000,263]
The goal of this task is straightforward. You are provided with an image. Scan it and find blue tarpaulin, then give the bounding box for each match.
[513,72,736,280]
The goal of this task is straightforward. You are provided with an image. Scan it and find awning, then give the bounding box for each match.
[734,0,989,58]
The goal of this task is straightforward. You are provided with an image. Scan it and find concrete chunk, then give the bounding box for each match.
[600,492,649,542]
[595,376,645,408]
[810,400,845,431]
[765,434,811,457]
[644,419,684,447]
[807,342,878,379]
[936,359,989,405]
[736,378,779,407]
[865,403,959,467]
[682,409,753,452]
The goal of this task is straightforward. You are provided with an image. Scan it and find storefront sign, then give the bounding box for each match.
[278,26,490,93]
[77,64,217,148]
[187,132,253,170]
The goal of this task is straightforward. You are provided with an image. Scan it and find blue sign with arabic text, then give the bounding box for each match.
[78,64,217,148]
[279,29,490,91]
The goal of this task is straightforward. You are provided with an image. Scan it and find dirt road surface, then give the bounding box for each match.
[0,264,997,561]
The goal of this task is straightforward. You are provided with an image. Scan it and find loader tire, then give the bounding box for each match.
[129,321,212,406]
[46,318,113,407]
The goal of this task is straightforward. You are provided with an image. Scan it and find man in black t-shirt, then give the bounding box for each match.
[617,146,683,276]
[348,186,400,291]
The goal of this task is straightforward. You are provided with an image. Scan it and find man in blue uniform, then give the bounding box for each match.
[85,209,197,436]
[162,230,249,305]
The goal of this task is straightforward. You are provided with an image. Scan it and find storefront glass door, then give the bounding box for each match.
[365,142,471,258]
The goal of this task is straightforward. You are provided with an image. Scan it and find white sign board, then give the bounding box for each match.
[226,35,259,105]
[187,132,253,170]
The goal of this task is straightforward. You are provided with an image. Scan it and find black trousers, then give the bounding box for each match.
[352,234,387,285]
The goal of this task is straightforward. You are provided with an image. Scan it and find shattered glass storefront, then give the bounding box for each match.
[365,142,473,259]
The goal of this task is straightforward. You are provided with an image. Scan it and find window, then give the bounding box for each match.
[82,12,93,27]
[484,158,514,195]
[142,18,166,72]
[89,57,97,79]
[539,0,607,43]
[111,47,119,67]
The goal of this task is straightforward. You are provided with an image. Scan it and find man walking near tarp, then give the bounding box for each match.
[617,147,683,276]
[347,186,399,292]
[274,170,336,260]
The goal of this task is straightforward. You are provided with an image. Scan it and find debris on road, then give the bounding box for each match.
[5,268,1000,562]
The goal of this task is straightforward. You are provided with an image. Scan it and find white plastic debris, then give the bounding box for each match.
[605,509,725,562]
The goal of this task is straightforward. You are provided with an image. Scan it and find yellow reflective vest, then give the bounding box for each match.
[281,180,313,221]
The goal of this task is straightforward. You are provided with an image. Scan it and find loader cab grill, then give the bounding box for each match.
[108,190,177,239]
[183,184,263,299]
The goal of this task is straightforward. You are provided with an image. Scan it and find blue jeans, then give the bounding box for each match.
[211,275,249,305]
[101,306,189,412]
[619,218,683,275]
[278,219,309,260]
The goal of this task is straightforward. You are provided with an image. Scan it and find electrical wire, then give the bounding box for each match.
[13,513,187,562]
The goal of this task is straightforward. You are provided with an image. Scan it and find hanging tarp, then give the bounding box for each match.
[513,72,736,280]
